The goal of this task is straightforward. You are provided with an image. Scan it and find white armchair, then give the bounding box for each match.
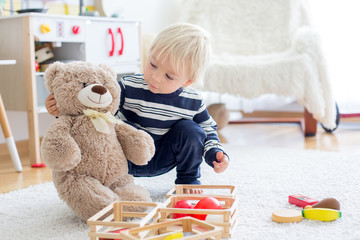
[179,0,338,136]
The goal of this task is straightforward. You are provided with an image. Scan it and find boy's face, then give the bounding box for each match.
[143,53,193,94]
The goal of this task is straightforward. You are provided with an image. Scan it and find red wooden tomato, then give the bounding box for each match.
[193,197,221,220]
[173,200,193,219]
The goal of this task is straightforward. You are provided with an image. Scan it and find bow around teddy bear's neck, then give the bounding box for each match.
[83,109,123,134]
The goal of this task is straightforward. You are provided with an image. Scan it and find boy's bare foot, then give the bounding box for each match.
[184,188,203,194]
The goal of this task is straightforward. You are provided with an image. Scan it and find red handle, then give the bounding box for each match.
[118,27,124,55]
[108,28,115,57]
[72,25,80,34]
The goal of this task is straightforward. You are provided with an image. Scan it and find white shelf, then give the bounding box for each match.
[0,60,16,65]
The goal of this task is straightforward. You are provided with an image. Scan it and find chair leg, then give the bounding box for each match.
[303,108,317,137]
[227,106,318,137]
[0,94,23,172]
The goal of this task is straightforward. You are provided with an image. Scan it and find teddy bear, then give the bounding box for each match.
[40,61,155,220]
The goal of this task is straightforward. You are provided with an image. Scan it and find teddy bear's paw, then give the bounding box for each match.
[129,130,155,165]
[139,131,156,157]
[115,123,155,164]
[41,129,82,171]
[41,144,81,171]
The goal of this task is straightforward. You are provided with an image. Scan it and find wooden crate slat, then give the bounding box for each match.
[166,184,237,198]
[123,217,222,240]
[88,201,159,239]
[87,202,114,221]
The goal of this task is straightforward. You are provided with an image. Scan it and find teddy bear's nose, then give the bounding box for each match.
[91,85,107,95]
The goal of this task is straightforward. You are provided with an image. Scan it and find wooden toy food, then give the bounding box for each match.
[272,209,303,223]
[288,194,319,208]
[193,197,222,220]
[173,200,194,219]
[163,232,184,240]
[311,198,340,210]
[302,207,342,221]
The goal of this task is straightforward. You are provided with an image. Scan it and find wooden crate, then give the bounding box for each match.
[158,195,238,238]
[166,184,238,198]
[118,217,223,240]
[87,201,159,240]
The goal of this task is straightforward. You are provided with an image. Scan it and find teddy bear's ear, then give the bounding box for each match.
[43,62,64,93]
[99,64,117,80]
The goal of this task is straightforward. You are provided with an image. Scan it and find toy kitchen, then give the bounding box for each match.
[0,13,142,165]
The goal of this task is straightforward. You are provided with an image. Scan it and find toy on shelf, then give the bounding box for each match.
[35,61,39,71]
[288,194,319,208]
[35,46,54,64]
[158,195,238,238]
[87,201,159,240]
[34,42,57,72]
[272,209,303,223]
[166,184,237,198]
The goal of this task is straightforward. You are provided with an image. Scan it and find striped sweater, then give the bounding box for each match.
[115,74,226,167]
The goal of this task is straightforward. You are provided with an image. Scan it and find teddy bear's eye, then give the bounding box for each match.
[82,82,87,88]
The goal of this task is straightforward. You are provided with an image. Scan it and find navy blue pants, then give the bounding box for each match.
[128,120,206,184]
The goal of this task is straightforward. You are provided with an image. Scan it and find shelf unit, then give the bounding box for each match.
[0,13,142,164]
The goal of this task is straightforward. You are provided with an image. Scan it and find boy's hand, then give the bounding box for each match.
[213,151,229,173]
[45,94,60,117]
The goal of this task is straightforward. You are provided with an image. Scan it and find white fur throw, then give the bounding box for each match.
[179,0,336,129]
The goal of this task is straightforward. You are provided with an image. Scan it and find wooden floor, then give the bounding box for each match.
[1,118,359,193]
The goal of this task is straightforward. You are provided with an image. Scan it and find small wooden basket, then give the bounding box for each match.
[87,201,159,240]
[119,217,223,240]
[166,184,238,198]
[158,195,238,238]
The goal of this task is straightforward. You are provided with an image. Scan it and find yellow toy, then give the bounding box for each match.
[163,232,183,240]
[302,207,342,221]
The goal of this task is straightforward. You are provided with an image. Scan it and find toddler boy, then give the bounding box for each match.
[46,23,229,185]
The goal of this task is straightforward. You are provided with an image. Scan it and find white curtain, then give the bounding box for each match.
[308,0,360,114]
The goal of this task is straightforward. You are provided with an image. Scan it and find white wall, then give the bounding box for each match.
[1,0,180,144]
[0,111,55,144]
[95,0,181,35]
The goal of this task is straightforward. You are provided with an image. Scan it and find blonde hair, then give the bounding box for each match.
[149,23,211,85]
